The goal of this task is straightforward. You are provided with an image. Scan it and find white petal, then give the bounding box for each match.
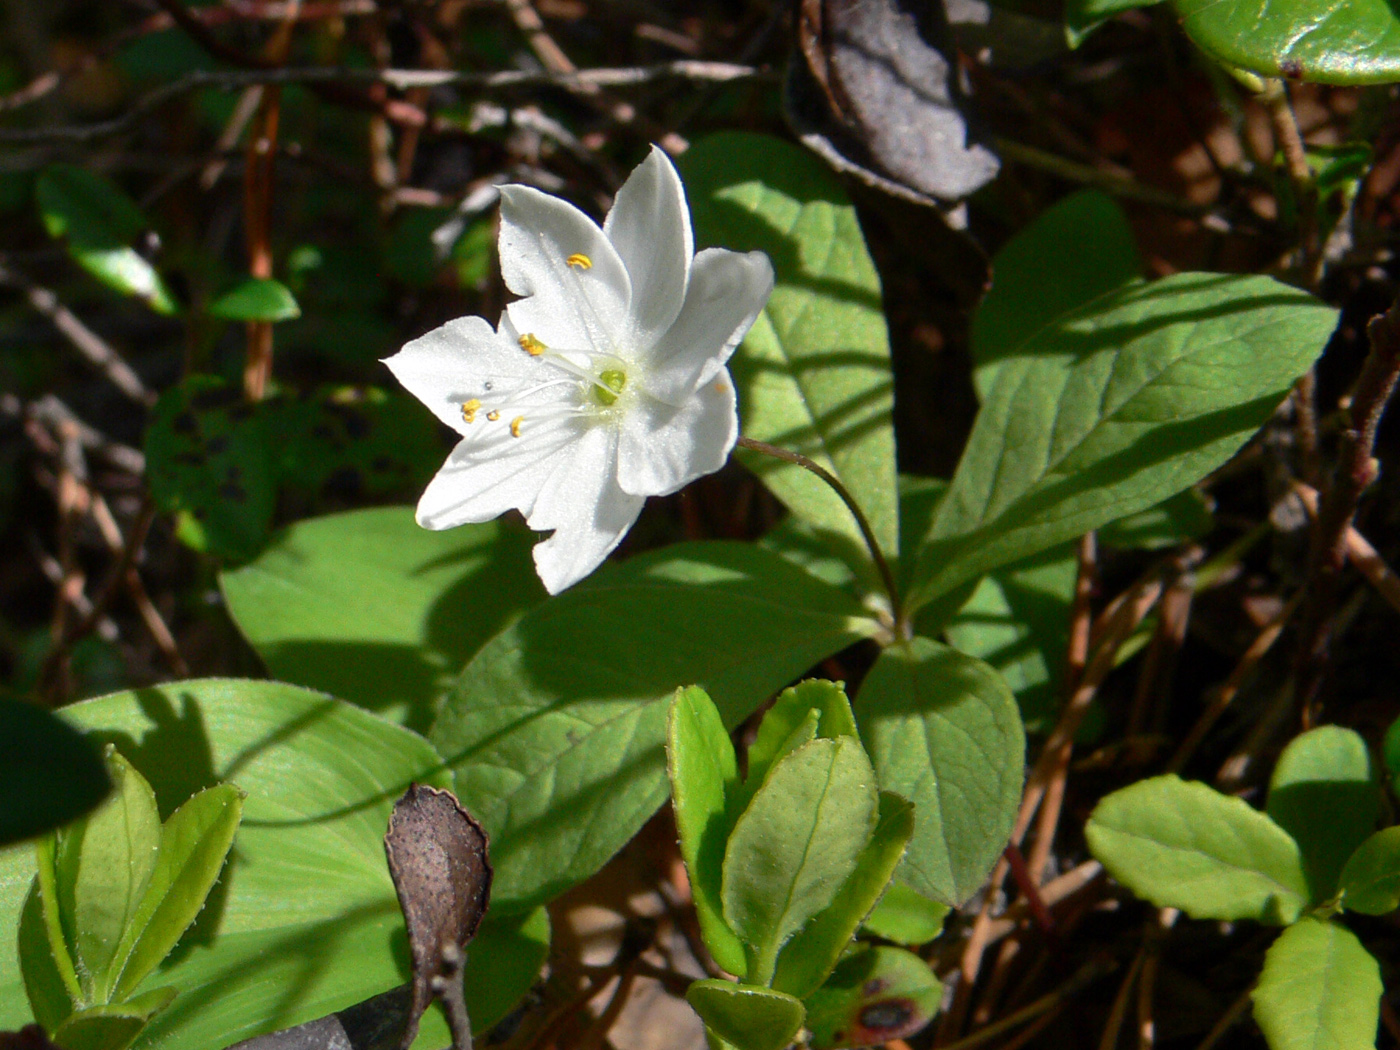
[640,248,773,406]
[616,371,738,498]
[527,425,645,593]
[603,146,692,346]
[499,185,631,355]
[383,316,539,436]
[415,420,579,530]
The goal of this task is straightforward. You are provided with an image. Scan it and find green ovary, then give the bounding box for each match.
[592,368,627,406]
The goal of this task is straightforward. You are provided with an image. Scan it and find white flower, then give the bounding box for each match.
[383,146,774,594]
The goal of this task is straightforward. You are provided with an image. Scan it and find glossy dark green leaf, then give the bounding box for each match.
[667,687,746,976]
[685,979,805,1050]
[221,507,543,733]
[971,189,1140,398]
[910,274,1337,611]
[682,133,897,594]
[209,279,301,323]
[1087,775,1309,923]
[431,542,878,911]
[0,699,110,846]
[722,738,878,983]
[771,791,913,999]
[861,882,949,946]
[803,946,941,1050]
[1174,0,1400,84]
[1338,827,1400,915]
[1266,726,1377,903]
[1253,918,1381,1050]
[856,638,1024,905]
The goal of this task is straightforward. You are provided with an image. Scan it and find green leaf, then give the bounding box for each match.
[1338,827,1400,915]
[209,278,302,322]
[741,680,860,815]
[1267,726,1377,903]
[1086,774,1310,923]
[19,884,74,1031]
[51,989,177,1050]
[53,749,161,1001]
[109,784,243,1002]
[32,834,82,1006]
[431,541,878,911]
[1064,0,1164,45]
[0,698,111,846]
[221,507,544,733]
[861,883,950,946]
[1383,714,1400,785]
[0,679,505,1050]
[36,165,177,314]
[1253,918,1381,1050]
[667,686,747,977]
[144,377,277,561]
[971,189,1140,399]
[1173,0,1400,84]
[462,906,551,1033]
[681,133,897,592]
[803,946,941,1050]
[1099,488,1214,550]
[721,737,878,983]
[686,980,805,1050]
[771,791,914,999]
[943,546,1076,733]
[909,274,1337,611]
[855,638,1024,905]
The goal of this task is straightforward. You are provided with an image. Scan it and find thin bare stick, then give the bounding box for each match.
[0,262,155,406]
[1192,988,1252,1050]
[992,138,1209,215]
[937,957,1115,1050]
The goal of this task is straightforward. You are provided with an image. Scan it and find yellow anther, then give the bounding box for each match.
[461,398,482,424]
[518,333,547,356]
[487,410,500,421]
[510,416,525,438]
[566,253,593,270]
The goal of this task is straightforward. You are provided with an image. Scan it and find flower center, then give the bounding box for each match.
[592,368,627,406]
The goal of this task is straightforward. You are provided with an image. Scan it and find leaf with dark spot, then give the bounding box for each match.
[804,946,942,1049]
[384,785,492,1050]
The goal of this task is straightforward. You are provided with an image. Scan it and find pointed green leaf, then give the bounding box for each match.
[1338,827,1400,915]
[1267,726,1377,902]
[856,637,1024,905]
[971,189,1140,399]
[0,699,110,846]
[1174,0,1400,84]
[32,835,81,1005]
[686,979,805,1050]
[861,882,949,946]
[209,278,302,322]
[735,680,859,820]
[772,791,914,999]
[221,506,544,733]
[681,133,897,593]
[19,883,74,1031]
[52,988,177,1050]
[70,248,178,315]
[804,946,941,1050]
[722,738,878,983]
[54,749,161,1000]
[1253,918,1381,1050]
[909,274,1337,611]
[431,542,878,911]
[109,784,243,1002]
[1087,774,1310,923]
[668,686,747,976]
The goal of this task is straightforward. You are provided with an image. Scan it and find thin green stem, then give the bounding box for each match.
[735,436,902,624]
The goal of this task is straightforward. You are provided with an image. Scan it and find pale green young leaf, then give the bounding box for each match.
[686,979,805,1050]
[680,133,897,591]
[209,278,301,322]
[667,686,746,976]
[856,638,1024,905]
[861,882,950,946]
[1087,774,1310,923]
[1267,725,1377,902]
[19,883,74,1031]
[1338,827,1400,915]
[431,542,878,911]
[722,738,878,983]
[910,274,1337,611]
[1253,918,1381,1050]
[737,679,859,818]
[54,749,161,1001]
[52,987,177,1050]
[109,783,244,1002]
[771,791,914,999]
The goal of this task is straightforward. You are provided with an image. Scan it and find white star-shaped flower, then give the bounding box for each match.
[383,146,774,594]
